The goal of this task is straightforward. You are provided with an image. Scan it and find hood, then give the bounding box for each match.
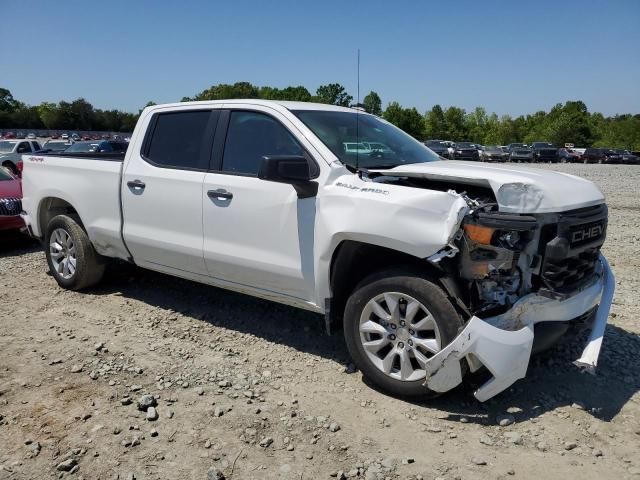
[370,160,605,214]
[0,177,22,198]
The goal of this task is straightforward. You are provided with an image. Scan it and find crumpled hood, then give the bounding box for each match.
[370,161,605,213]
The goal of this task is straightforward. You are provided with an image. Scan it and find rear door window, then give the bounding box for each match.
[144,110,218,170]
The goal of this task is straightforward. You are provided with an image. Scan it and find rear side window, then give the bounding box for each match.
[221,111,304,175]
[144,110,216,170]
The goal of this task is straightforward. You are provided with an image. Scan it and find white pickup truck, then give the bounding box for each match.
[21,100,614,401]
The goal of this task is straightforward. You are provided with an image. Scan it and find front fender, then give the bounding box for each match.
[314,176,468,305]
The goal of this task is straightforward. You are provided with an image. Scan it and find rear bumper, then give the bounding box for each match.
[423,254,614,401]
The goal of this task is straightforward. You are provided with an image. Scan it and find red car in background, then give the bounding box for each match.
[0,167,23,231]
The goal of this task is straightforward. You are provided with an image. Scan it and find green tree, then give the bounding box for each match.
[315,83,353,106]
[362,91,382,116]
[424,105,447,139]
[465,107,488,143]
[0,88,18,113]
[383,102,425,139]
[443,106,467,140]
[194,82,259,101]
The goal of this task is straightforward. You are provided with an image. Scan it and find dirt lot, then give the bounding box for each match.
[1,164,639,480]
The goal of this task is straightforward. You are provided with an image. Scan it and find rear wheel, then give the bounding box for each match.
[343,269,464,398]
[45,215,105,290]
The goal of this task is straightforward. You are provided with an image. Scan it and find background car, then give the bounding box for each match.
[451,141,480,160]
[613,149,640,165]
[424,140,452,158]
[42,140,73,153]
[508,144,534,162]
[26,133,36,139]
[61,133,70,140]
[479,145,510,162]
[558,148,582,163]
[530,142,558,162]
[0,140,41,175]
[0,166,23,232]
[65,140,128,153]
[582,147,623,164]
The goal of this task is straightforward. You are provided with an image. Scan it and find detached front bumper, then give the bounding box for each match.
[423,254,615,401]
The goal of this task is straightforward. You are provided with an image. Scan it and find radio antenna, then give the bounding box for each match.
[356,48,360,172]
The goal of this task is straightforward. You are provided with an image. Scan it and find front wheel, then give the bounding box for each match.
[343,270,464,398]
[45,215,105,290]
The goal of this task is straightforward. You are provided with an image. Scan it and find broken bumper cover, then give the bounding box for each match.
[423,254,614,401]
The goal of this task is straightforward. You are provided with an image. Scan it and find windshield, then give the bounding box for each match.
[533,142,554,148]
[0,141,17,153]
[293,110,440,169]
[456,142,475,148]
[65,142,100,153]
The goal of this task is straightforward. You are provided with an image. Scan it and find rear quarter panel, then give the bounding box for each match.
[21,154,129,259]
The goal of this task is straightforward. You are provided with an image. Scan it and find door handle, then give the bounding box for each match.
[127,179,146,189]
[207,189,233,200]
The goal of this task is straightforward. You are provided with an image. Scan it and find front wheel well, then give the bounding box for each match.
[327,241,443,331]
[39,198,83,237]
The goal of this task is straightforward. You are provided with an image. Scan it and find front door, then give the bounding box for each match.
[202,108,316,301]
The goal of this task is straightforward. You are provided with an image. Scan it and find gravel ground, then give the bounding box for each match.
[1,163,639,480]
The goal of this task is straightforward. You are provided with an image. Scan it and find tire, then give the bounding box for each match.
[343,268,464,398]
[45,214,105,290]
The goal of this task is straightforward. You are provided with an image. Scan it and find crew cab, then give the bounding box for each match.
[21,100,614,401]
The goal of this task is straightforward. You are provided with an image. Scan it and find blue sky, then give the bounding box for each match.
[2,0,639,116]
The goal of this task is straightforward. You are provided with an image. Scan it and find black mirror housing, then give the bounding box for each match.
[258,156,318,198]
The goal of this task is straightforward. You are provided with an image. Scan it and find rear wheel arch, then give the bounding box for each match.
[38,197,85,237]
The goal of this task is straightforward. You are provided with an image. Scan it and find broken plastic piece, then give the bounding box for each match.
[574,255,615,373]
[423,254,614,401]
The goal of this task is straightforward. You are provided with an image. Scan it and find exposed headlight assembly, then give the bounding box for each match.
[496,182,544,211]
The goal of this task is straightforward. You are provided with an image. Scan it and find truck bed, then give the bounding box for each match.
[21,152,130,260]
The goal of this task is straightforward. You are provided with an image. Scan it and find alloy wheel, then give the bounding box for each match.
[358,292,442,382]
[49,228,77,279]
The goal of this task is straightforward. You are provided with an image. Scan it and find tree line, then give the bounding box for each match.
[2,83,638,149]
[0,88,137,132]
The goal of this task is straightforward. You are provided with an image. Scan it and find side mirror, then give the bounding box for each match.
[258,155,318,198]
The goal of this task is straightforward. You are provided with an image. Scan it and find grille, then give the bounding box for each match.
[0,197,22,216]
[541,247,599,292]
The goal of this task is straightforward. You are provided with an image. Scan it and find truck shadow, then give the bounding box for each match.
[92,262,638,423]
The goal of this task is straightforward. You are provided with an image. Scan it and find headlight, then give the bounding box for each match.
[497,182,544,210]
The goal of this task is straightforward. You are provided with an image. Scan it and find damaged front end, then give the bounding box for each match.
[426,195,614,401]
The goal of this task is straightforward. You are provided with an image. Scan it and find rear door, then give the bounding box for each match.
[122,108,219,275]
[202,106,317,301]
